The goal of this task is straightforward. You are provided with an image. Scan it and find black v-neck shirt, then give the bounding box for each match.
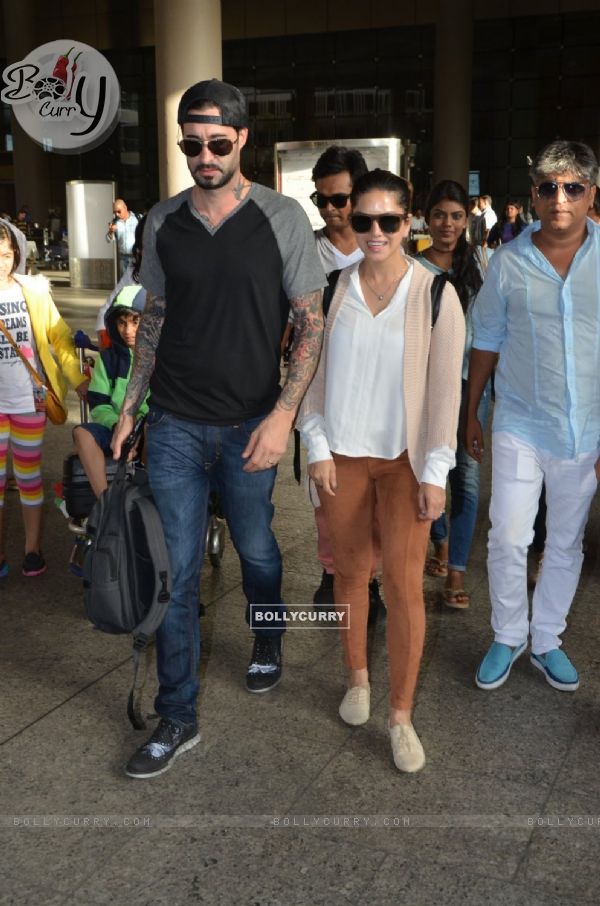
[140,184,327,424]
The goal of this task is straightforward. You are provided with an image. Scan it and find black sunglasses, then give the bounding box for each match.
[178,136,239,157]
[351,214,404,234]
[536,181,588,201]
[310,191,351,209]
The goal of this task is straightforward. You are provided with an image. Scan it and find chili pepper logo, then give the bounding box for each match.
[1,39,121,154]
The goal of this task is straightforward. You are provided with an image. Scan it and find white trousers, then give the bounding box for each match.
[488,431,597,654]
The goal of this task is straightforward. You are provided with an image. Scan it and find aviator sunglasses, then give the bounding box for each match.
[310,191,351,209]
[178,135,239,157]
[535,181,588,201]
[351,213,403,234]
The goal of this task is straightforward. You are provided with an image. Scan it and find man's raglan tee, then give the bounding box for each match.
[140,184,327,425]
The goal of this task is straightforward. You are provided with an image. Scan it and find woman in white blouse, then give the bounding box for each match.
[298,169,465,772]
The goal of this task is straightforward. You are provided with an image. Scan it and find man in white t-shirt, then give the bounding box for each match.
[477,195,498,244]
[310,146,366,273]
[410,208,427,234]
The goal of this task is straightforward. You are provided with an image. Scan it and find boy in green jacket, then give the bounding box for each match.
[73,285,148,497]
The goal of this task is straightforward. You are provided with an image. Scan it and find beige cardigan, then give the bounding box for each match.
[298,259,466,482]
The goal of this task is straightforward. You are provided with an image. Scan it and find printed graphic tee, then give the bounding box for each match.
[0,286,41,413]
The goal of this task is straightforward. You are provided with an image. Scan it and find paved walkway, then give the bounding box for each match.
[1,277,599,905]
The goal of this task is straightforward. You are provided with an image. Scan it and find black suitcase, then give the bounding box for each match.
[63,453,120,519]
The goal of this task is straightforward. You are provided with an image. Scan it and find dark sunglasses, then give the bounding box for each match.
[351,214,404,234]
[177,136,239,157]
[536,181,588,201]
[310,191,351,209]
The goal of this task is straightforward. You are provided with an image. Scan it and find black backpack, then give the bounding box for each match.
[82,457,171,729]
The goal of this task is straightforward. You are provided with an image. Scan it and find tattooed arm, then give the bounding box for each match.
[111,292,166,459]
[277,289,325,412]
[242,288,324,472]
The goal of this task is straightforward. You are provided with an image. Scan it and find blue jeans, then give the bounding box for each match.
[430,380,491,572]
[146,406,285,726]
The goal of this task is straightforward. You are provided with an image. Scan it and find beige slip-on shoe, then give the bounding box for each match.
[389,722,426,773]
[339,684,370,725]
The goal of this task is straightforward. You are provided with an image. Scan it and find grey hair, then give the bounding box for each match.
[529,140,599,186]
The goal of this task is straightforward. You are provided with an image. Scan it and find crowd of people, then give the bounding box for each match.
[1,77,599,781]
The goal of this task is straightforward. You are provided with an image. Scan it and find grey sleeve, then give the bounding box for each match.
[279,201,328,299]
[252,188,327,299]
[139,206,166,298]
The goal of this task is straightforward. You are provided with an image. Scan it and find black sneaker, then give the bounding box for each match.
[125,718,200,779]
[313,570,335,611]
[22,551,47,577]
[246,636,283,693]
[368,578,385,624]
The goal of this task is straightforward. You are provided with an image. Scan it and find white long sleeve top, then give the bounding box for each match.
[298,260,466,489]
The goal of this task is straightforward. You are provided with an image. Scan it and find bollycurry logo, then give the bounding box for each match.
[1,40,120,154]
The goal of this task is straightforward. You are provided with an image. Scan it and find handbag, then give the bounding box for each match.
[0,318,68,425]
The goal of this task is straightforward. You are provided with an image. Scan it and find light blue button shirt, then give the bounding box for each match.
[472,219,600,459]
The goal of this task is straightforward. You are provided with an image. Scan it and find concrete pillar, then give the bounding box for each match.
[432,0,474,189]
[154,0,222,199]
[2,0,51,225]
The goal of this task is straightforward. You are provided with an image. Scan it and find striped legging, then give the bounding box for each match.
[0,412,46,507]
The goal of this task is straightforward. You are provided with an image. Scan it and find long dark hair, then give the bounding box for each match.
[424,180,482,311]
[497,197,524,240]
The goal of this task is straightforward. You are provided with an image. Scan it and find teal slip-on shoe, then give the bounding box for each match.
[475,641,527,690]
[531,649,579,692]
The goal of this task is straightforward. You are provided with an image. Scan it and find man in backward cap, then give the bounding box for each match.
[112,79,327,779]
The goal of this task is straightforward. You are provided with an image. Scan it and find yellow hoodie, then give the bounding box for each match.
[11,274,82,404]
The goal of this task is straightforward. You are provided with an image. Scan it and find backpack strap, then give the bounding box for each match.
[127,494,171,730]
[128,643,155,731]
[431,272,448,328]
[322,268,341,319]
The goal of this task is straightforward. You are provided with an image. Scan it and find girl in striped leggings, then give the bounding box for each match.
[0,223,87,577]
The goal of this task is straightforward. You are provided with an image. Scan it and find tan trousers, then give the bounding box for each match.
[319,452,430,711]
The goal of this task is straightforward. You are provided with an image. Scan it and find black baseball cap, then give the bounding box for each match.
[177,79,248,129]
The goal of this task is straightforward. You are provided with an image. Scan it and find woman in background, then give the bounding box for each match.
[417,180,490,609]
[486,198,524,248]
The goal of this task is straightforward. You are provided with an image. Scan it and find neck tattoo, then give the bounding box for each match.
[232,178,249,201]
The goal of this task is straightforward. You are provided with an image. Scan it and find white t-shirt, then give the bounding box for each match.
[287,229,364,324]
[0,285,41,413]
[314,229,363,275]
[482,207,498,230]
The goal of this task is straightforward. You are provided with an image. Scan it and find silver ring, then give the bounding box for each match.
[267,459,275,465]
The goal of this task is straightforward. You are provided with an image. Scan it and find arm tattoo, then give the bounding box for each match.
[277,289,324,412]
[123,292,166,416]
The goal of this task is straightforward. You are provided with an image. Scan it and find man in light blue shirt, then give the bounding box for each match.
[465,140,599,693]
[106,199,138,277]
